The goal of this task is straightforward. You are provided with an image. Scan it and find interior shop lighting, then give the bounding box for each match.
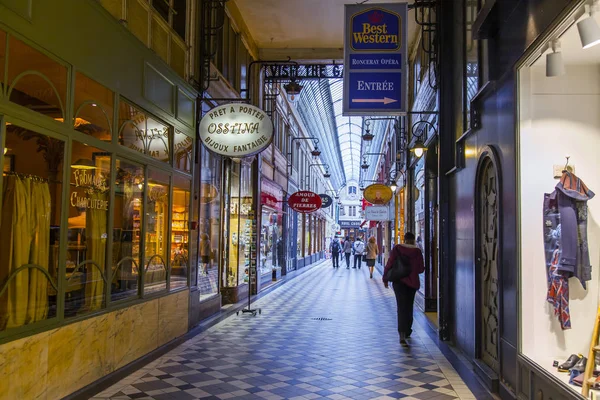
[71,158,96,169]
[578,1,600,49]
[546,40,566,77]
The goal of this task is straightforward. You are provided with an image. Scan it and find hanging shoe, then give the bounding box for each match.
[558,354,582,372]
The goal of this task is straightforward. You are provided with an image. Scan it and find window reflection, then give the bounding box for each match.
[119,101,171,163]
[174,129,192,173]
[0,123,63,330]
[112,160,144,302]
[144,169,169,294]
[66,142,111,317]
[171,175,190,290]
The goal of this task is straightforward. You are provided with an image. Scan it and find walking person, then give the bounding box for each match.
[382,232,425,347]
[343,236,353,269]
[329,236,341,268]
[353,237,365,269]
[365,236,379,278]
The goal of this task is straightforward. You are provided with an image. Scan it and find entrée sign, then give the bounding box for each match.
[288,191,322,214]
[199,104,273,158]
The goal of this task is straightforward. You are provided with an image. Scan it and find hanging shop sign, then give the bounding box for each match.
[343,3,408,115]
[288,191,322,213]
[319,194,333,208]
[261,193,279,209]
[365,205,389,221]
[363,183,393,205]
[339,220,362,229]
[198,103,273,158]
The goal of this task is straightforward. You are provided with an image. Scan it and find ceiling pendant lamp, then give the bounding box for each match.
[546,40,566,77]
[578,1,600,49]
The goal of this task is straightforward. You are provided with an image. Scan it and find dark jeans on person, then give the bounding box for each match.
[345,253,351,268]
[354,254,362,268]
[332,252,339,268]
[392,281,417,336]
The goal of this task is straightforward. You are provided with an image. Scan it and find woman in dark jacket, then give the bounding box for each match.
[382,232,425,346]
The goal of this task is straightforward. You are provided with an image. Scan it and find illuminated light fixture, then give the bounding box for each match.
[91,103,98,107]
[3,147,9,155]
[578,1,600,49]
[390,182,398,192]
[283,78,303,103]
[71,158,96,169]
[311,147,321,157]
[410,139,427,158]
[546,40,565,77]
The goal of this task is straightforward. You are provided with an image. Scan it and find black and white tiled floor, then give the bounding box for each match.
[92,262,478,400]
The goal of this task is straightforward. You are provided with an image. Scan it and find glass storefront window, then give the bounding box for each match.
[7,36,67,121]
[198,145,220,299]
[112,159,144,302]
[144,169,169,294]
[170,175,190,290]
[118,101,171,164]
[518,18,600,396]
[296,213,303,258]
[260,207,282,275]
[74,72,114,142]
[0,123,63,331]
[174,129,192,173]
[305,215,311,256]
[66,141,111,317]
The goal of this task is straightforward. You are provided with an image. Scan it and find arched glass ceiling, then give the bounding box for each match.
[297,78,394,191]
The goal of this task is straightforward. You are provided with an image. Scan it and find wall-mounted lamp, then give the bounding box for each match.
[323,170,331,178]
[546,40,565,77]
[283,78,303,104]
[311,146,321,157]
[361,160,370,170]
[390,181,398,192]
[362,121,374,141]
[410,140,427,158]
[578,1,600,49]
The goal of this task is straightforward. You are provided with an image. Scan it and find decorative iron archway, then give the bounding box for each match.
[475,146,502,373]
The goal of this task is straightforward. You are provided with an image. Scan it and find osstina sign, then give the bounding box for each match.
[199,104,273,158]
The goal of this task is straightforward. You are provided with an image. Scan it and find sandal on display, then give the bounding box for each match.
[558,354,583,372]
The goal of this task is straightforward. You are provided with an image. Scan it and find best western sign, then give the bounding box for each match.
[343,4,407,115]
[199,104,273,158]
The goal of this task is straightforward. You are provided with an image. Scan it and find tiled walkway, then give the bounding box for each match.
[92,262,482,400]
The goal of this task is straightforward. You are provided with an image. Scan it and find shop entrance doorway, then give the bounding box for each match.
[475,148,501,382]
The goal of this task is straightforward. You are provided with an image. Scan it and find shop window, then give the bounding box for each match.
[7,36,67,120]
[74,72,114,142]
[0,123,64,331]
[349,206,357,217]
[65,142,111,317]
[144,169,169,294]
[304,215,310,256]
[170,174,190,290]
[150,0,186,41]
[198,145,220,299]
[119,100,171,164]
[111,159,144,302]
[226,162,252,287]
[260,207,282,275]
[173,129,192,173]
[296,214,303,258]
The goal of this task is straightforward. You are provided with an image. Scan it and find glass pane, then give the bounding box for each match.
[296,213,302,258]
[74,72,114,142]
[152,0,170,21]
[0,123,63,331]
[173,0,187,39]
[144,169,169,294]
[8,36,67,120]
[198,145,220,299]
[171,174,189,290]
[111,159,144,302]
[174,129,192,173]
[66,142,111,317]
[260,208,282,275]
[304,215,310,256]
[119,100,171,163]
[226,162,240,287]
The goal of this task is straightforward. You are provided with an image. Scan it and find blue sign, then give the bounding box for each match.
[348,72,402,111]
[319,194,333,208]
[350,8,401,52]
[349,54,402,70]
[343,3,407,115]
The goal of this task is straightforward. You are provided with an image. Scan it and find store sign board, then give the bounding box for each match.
[363,183,393,205]
[319,194,333,208]
[339,220,362,229]
[365,205,389,221]
[288,191,322,213]
[343,3,408,115]
[199,103,273,158]
[261,193,280,209]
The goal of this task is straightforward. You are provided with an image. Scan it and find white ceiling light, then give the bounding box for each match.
[578,1,600,49]
[546,40,566,77]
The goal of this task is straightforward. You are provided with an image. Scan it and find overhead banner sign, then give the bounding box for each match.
[363,183,393,205]
[288,191,322,213]
[319,193,333,208]
[339,220,362,229]
[343,3,407,115]
[365,205,389,221]
[199,103,273,158]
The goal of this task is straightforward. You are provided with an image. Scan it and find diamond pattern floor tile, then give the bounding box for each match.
[95,262,477,399]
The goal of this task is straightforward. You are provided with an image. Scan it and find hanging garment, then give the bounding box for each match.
[547,249,571,330]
